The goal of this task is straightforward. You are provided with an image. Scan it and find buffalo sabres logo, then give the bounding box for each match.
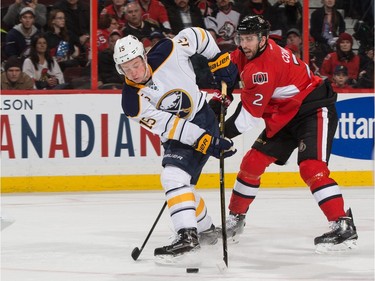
[157,89,193,118]
[219,22,236,40]
[252,72,268,85]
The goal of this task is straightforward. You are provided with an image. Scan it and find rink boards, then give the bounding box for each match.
[1,90,373,192]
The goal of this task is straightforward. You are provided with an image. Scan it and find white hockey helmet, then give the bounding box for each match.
[113,35,145,75]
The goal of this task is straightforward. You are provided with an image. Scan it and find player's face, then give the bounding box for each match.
[238,34,266,60]
[120,56,148,83]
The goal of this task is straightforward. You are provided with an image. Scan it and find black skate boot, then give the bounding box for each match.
[154,228,200,257]
[314,208,358,253]
[198,224,218,245]
[218,212,246,242]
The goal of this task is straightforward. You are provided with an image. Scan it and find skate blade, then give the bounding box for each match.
[154,248,201,267]
[315,239,358,254]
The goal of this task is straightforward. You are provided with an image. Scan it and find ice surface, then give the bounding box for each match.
[1,187,374,281]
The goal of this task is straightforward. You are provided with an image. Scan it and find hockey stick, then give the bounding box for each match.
[131,201,167,261]
[220,80,228,267]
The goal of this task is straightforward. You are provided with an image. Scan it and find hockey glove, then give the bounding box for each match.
[208,52,238,89]
[208,89,233,120]
[194,132,236,159]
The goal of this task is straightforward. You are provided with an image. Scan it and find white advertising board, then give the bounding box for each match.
[1,92,373,178]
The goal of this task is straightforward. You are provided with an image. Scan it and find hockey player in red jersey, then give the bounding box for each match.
[211,15,358,253]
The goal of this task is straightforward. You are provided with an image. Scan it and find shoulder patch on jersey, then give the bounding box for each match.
[147,39,173,72]
[252,72,268,85]
[122,84,141,117]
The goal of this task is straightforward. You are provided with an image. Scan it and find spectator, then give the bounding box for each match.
[355,44,374,89]
[195,0,215,17]
[204,0,241,52]
[286,27,302,56]
[331,65,351,91]
[4,7,40,59]
[320,32,360,85]
[22,34,66,89]
[98,14,121,52]
[98,29,124,86]
[1,56,34,90]
[285,43,300,59]
[166,0,206,35]
[3,0,47,30]
[138,0,173,35]
[122,1,161,51]
[149,30,165,47]
[310,0,345,67]
[273,0,302,31]
[45,9,80,71]
[166,0,213,88]
[235,0,287,45]
[53,0,90,62]
[100,0,127,30]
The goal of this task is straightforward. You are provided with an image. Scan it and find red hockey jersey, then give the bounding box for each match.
[230,39,322,138]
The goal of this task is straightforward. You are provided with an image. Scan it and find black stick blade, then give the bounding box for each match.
[131,247,141,260]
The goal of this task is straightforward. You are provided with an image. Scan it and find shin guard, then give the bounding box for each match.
[299,159,345,221]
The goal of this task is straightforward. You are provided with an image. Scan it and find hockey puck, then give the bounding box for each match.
[186,268,199,273]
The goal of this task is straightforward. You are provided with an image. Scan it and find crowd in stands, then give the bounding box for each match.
[1,0,374,90]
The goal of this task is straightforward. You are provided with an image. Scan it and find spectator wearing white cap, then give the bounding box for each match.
[4,7,40,59]
[3,0,47,30]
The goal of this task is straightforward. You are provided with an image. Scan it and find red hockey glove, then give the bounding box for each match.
[208,89,233,120]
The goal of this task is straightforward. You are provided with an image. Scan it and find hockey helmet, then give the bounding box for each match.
[113,35,145,75]
[237,15,270,37]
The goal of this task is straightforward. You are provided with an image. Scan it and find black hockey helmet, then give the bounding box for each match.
[237,15,270,37]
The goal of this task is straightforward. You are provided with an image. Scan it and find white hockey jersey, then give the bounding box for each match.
[121,27,221,145]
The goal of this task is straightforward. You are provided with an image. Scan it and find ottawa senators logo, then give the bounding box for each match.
[252,72,268,85]
[157,89,193,119]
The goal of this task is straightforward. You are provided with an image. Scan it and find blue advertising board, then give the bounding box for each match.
[332,96,374,160]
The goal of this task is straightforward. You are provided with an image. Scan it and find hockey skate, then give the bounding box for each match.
[198,224,219,245]
[314,208,358,253]
[218,212,246,243]
[154,228,200,263]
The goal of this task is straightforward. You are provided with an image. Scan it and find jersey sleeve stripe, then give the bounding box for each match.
[199,30,210,55]
[190,27,200,52]
[197,27,206,42]
[167,116,180,139]
[178,119,187,141]
[161,115,174,137]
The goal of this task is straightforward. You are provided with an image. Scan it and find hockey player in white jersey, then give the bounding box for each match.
[113,27,238,259]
